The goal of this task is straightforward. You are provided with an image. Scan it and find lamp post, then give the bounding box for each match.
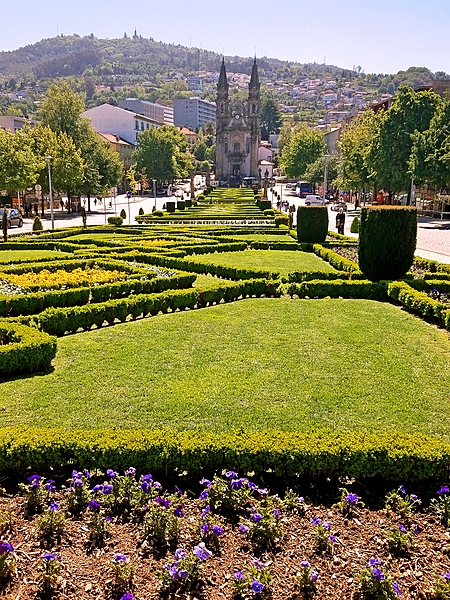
[323,154,330,205]
[153,179,157,210]
[44,156,54,230]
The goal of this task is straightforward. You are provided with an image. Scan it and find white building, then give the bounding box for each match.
[118,98,173,125]
[82,104,162,145]
[173,97,216,131]
[0,115,37,133]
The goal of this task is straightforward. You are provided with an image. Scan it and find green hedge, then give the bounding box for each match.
[297,206,328,242]
[387,281,448,325]
[287,270,354,283]
[0,322,56,376]
[359,206,417,281]
[312,244,362,274]
[0,428,449,480]
[285,279,387,300]
[413,257,450,275]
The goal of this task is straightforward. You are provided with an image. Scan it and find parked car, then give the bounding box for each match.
[0,208,23,228]
[331,201,348,211]
[304,195,326,206]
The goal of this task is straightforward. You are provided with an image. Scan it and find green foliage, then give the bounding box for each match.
[260,95,283,139]
[279,125,325,178]
[0,128,44,193]
[138,207,144,215]
[119,209,126,220]
[274,214,289,227]
[108,216,123,226]
[312,244,361,273]
[286,279,387,300]
[359,207,417,281]
[303,153,341,186]
[387,281,448,326]
[350,216,359,233]
[296,207,328,243]
[385,487,421,521]
[357,560,401,600]
[32,216,44,231]
[0,322,56,376]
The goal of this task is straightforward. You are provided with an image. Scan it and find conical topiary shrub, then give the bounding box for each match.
[296,206,328,243]
[350,216,360,233]
[32,216,43,232]
[358,206,417,281]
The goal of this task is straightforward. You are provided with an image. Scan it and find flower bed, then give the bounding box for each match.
[0,469,449,599]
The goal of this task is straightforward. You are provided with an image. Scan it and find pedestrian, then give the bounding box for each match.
[336,207,345,235]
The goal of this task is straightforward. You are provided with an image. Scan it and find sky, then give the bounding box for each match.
[1,0,450,75]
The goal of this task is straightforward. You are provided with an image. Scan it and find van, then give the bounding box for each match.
[304,195,326,206]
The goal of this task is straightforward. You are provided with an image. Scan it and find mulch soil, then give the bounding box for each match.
[0,492,449,600]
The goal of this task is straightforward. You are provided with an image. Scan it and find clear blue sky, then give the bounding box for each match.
[2,0,449,75]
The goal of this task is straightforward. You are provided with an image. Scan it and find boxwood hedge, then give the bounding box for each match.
[0,322,56,376]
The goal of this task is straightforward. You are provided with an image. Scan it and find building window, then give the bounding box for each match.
[224,143,228,154]
[252,104,256,114]
[135,120,139,130]
[221,103,224,114]
[141,122,144,131]
[234,142,240,153]
[246,142,250,154]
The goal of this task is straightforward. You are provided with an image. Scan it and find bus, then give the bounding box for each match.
[295,181,313,198]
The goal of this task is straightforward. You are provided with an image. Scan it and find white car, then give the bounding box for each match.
[304,195,326,206]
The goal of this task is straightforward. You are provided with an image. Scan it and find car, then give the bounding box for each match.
[0,208,23,228]
[285,182,295,189]
[331,202,348,211]
[304,195,326,206]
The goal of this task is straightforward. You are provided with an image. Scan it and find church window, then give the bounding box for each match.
[252,104,256,114]
[224,142,228,154]
[221,103,224,114]
[246,142,250,154]
[234,142,240,153]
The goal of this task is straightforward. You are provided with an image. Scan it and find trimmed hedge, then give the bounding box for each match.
[0,428,449,480]
[108,216,123,226]
[0,322,56,376]
[297,206,328,243]
[285,279,387,300]
[287,270,353,283]
[359,206,417,281]
[387,281,448,325]
[413,256,450,275]
[312,244,362,274]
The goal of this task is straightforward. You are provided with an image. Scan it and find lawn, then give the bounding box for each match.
[0,250,73,263]
[1,298,449,437]
[189,250,338,276]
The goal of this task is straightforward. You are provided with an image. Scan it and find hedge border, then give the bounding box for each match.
[0,322,56,376]
[285,279,388,301]
[0,428,448,481]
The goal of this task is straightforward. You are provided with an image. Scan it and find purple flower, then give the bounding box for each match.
[120,594,135,600]
[42,553,56,561]
[114,553,127,562]
[141,481,152,493]
[443,572,450,581]
[200,478,213,488]
[0,542,13,555]
[328,535,337,544]
[175,485,182,496]
[125,467,136,477]
[178,569,188,578]
[252,558,263,570]
[300,560,311,568]
[212,524,224,537]
[257,488,268,495]
[199,490,209,501]
[368,558,382,567]
[106,469,118,479]
[193,542,211,561]
[84,470,92,479]
[71,470,82,479]
[102,484,113,495]
[27,474,42,483]
[398,523,407,533]
[200,523,209,535]
[251,512,262,523]
[73,478,83,488]
[44,480,56,492]
[410,494,418,502]
[251,579,264,593]
[234,570,245,580]
[174,504,184,517]
[309,570,318,583]
[413,524,419,534]
[399,485,406,495]
[438,486,450,495]
[226,471,238,479]
[201,505,210,518]
[297,496,305,503]
[155,497,170,509]
[239,524,249,534]
[311,517,321,525]
[174,549,186,560]
[231,478,243,490]
[30,482,40,490]
[248,482,257,490]
[105,516,112,522]
[88,500,101,512]
[372,568,384,582]
[91,484,103,493]
[393,581,402,596]
[323,521,331,531]
[153,481,162,490]
[345,493,358,506]
[273,509,280,519]
[48,501,59,511]
[142,474,153,482]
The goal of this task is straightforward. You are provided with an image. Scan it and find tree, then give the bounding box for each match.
[368,86,441,196]
[260,96,283,140]
[279,126,325,178]
[133,126,194,182]
[338,109,380,191]
[38,81,86,141]
[303,154,341,186]
[0,128,43,194]
[192,141,207,162]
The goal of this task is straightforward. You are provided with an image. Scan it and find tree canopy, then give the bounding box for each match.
[260,96,283,140]
[279,126,325,178]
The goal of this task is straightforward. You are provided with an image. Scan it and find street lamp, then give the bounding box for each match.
[44,156,54,230]
[153,179,157,210]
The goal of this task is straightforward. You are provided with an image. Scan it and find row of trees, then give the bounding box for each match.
[278,86,450,198]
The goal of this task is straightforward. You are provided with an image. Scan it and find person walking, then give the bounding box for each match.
[336,207,345,235]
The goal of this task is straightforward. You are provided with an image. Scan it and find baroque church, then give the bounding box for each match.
[215,58,261,184]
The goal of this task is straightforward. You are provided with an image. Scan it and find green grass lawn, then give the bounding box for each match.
[189,250,337,276]
[0,250,73,264]
[1,298,450,437]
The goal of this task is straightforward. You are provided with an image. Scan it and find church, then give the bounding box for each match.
[215,58,261,185]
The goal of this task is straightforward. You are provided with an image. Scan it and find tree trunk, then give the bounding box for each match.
[87,193,91,212]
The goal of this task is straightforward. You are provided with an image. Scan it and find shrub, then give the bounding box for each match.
[274,214,289,228]
[358,206,417,281]
[32,216,44,232]
[120,209,126,220]
[264,209,275,217]
[0,321,57,376]
[350,216,359,233]
[296,207,328,243]
[166,201,176,213]
[259,200,272,211]
[153,210,164,217]
[108,216,123,226]
[138,207,144,215]
[177,201,186,211]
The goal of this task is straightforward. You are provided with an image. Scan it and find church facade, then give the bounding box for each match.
[215,58,261,184]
